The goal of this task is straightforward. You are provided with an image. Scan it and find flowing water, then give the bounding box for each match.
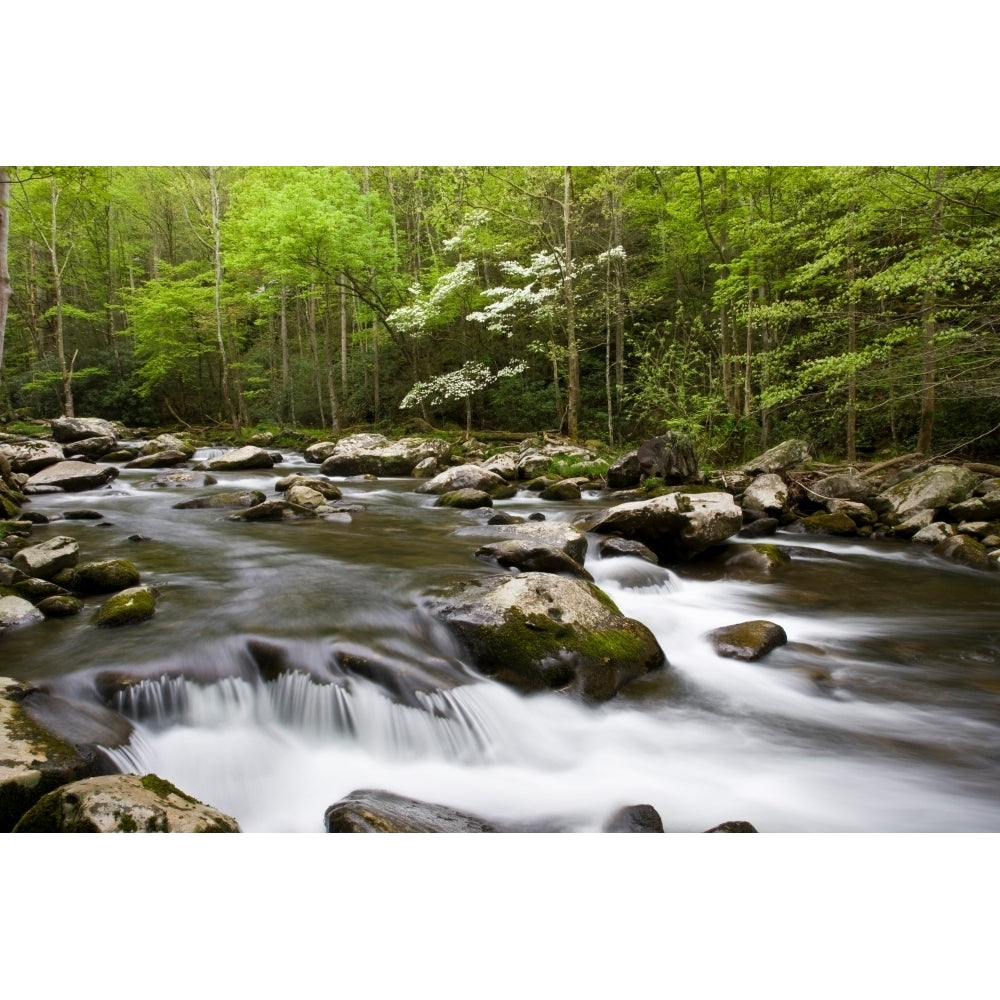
[5,451,1000,832]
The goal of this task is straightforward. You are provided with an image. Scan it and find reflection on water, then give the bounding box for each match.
[5,458,1000,832]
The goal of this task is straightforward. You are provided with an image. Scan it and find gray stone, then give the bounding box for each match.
[877,465,983,520]
[742,473,788,514]
[25,460,119,493]
[475,540,593,580]
[13,535,80,579]
[603,804,664,833]
[606,450,641,489]
[50,417,118,444]
[637,433,699,484]
[12,773,240,832]
[325,789,503,833]
[415,464,517,499]
[206,446,275,470]
[707,620,788,661]
[435,488,494,509]
[0,595,45,629]
[740,439,811,475]
[319,434,451,477]
[0,440,65,474]
[460,521,588,564]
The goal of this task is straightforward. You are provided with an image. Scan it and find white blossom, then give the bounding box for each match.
[400,358,527,409]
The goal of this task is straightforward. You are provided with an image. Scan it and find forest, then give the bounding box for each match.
[1,165,998,467]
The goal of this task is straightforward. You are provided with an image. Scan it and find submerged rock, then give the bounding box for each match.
[12,773,241,832]
[325,789,504,833]
[424,571,665,702]
[707,620,788,661]
[173,489,267,510]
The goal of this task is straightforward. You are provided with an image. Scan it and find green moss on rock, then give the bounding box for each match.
[93,586,156,627]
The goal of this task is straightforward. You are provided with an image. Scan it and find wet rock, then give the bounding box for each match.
[480,452,519,481]
[597,537,659,564]
[65,435,117,460]
[877,464,983,521]
[285,484,328,510]
[576,491,744,564]
[50,417,118,444]
[173,489,267,510]
[0,595,45,629]
[793,511,858,536]
[59,559,140,595]
[435,488,494,509]
[475,540,593,580]
[274,474,343,501]
[606,450,641,489]
[25,460,119,493]
[12,577,69,601]
[0,439,65,474]
[742,473,788,515]
[141,433,196,459]
[303,440,340,463]
[933,534,994,572]
[737,516,780,538]
[705,820,759,833]
[37,595,84,617]
[325,789,504,833]
[0,678,117,832]
[12,535,80,580]
[461,521,587,563]
[415,464,517,499]
[319,434,451,477]
[890,508,937,539]
[12,773,241,832]
[740,439,811,475]
[141,469,218,489]
[425,571,665,702]
[206,446,274,471]
[93,586,157,627]
[125,449,190,469]
[62,509,104,520]
[539,479,582,501]
[603,803,664,832]
[723,544,791,575]
[707,620,788,661]
[948,491,1000,522]
[227,499,317,521]
[825,498,877,526]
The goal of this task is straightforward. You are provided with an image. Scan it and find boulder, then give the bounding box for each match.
[13,535,79,579]
[12,773,241,832]
[740,439,811,475]
[890,508,937,539]
[793,511,858,536]
[933,534,994,572]
[141,433,196,458]
[37,595,84,617]
[274,474,343,501]
[303,440,341,463]
[603,804,664,833]
[325,789,503,833]
[636,433,699,484]
[415,464,517,499]
[227,500,317,521]
[285,485,328,510]
[480,452,520,481]
[825,498,877,526]
[435,488,494,510]
[25,460,119,493]
[475,540,593,580]
[173,489,267,510]
[706,620,788,661]
[62,559,141,595]
[809,473,877,505]
[0,440,65,474]
[50,417,118,444]
[723,543,792,576]
[0,595,45,629]
[424,571,665,702]
[597,537,659,564]
[206,446,275,471]
[742,473,788,515]
[705,820,759,833]
[539,480,583,501]
[912,522,955,545]
[606,450,641,490]
[876,464,983,521]
[575,490,744,564]
[319,434,451,477]
[0,678,118,832]
[65,435,117,460]
[948,491,1000,522]
[141,470,219,489]
[461,521,588,564]
[93,586,157,627]
[125,449,190,469]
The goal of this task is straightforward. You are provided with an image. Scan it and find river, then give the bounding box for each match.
[5,450,1000,833]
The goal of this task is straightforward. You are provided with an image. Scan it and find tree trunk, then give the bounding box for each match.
[280,281,293,427]
[917,167,946,456]
[0,169,11,390]
[323,278,342,435]
[340,274,348,395]
[563,167,579,440]
[48,178,74,418]
[208,166,239,430]
[846,257,858,463]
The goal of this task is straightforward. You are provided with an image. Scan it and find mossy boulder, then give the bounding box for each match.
[723,543,792,576]
[933,534,994,572]
[794,511,858,536]
[0,678,111,831]
[424,571,666,702]
[876,464,983,521]
[475,540,593,580]
[415,463,517,499]
[37,595,84,617]
[12,773,241,832]
[435,488,494,509]
[539,480,583,501]
[64,559,141,594]
[93,586,157,627]
[706,620,788,661]
[274,474,343,501]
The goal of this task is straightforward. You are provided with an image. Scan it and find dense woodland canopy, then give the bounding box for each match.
[1,165,998,465]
